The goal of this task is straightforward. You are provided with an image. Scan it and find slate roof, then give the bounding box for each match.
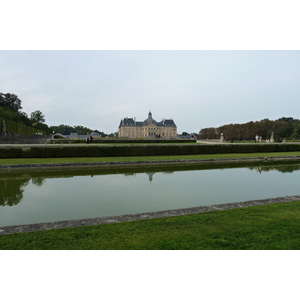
[119,112,176,128]
[143,111,158,126]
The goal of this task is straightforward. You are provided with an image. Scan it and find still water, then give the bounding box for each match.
[1,162,300,227]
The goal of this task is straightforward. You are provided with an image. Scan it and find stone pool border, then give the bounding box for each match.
[1,195,300,235]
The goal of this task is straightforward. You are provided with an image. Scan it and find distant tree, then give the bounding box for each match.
[50,125,75,135]
[199,117,300,141]
[108,132,117,138]
[30,110,45,124]
[0,93,22,113]
[275,124,294,138]
[33,122,51,134]
[291,123,300,139]
[49,124,106,136]
[93,130,108,137]
[19,112,31,126]
[198,127,218,139]
[277,117,295,123]
[0,103,32,126]
[74,125,93,135]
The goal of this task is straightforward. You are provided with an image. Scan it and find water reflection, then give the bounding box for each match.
[124,172,174,182]
[249,165,300,174]
[1,161,300,227]
[0,177,45,207]
[32,177,46,186]
[0,178,29,206]
[1,162,300,208]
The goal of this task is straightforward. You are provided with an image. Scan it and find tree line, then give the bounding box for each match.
[198,117,300,141]
[50,124,109,137]
[0,92,49,133]
[1,92,111,136]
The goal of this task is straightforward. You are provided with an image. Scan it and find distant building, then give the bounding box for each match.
[118,111,177,139]
[90,132,100,137]
[69,133,79,139]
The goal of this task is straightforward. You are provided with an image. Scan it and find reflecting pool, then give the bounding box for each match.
[1,162,300,226]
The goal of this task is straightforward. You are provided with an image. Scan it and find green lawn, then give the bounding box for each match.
[1,151,300,165]
[1,200,300,250]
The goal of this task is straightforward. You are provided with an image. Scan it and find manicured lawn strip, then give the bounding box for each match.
[1,151,300,165]
[1,201,300,250]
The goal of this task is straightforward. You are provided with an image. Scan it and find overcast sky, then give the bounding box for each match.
[1,50,299,134]
[1,1,300,135]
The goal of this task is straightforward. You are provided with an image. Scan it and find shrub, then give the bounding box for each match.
[1,143,300,159]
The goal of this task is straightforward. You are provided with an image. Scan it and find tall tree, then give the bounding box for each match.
[30,110,45,124]
[0,93,22,113]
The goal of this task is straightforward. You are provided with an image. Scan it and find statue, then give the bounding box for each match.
[270,132,274,143]
[220,133,224,143]
[2,120,6,135]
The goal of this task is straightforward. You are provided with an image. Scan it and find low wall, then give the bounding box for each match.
[0,135,51,144]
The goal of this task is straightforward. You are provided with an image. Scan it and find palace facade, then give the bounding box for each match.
[118,111,177,139]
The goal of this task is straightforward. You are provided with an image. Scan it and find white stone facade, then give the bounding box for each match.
[118,112,177,139]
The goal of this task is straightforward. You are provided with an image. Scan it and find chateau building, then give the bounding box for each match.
[118,111,177,139]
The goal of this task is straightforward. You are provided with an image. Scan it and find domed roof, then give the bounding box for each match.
[143,111,157,126]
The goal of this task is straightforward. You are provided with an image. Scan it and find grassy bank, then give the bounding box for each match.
[1,200,300,250]
[1,151,300,165]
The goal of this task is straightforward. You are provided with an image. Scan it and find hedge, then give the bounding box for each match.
[0,118,43,135]
[69,139,197,144]
[1,143,300,159]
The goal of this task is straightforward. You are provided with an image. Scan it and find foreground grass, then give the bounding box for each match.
[1,201,300,250]
[1,151,300,165]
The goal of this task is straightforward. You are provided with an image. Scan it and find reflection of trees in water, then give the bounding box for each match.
[0,179,30,206]
[31,177,45,187]
[1,163,298,207]
[248,165,300,174]
[0,177,45,207]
